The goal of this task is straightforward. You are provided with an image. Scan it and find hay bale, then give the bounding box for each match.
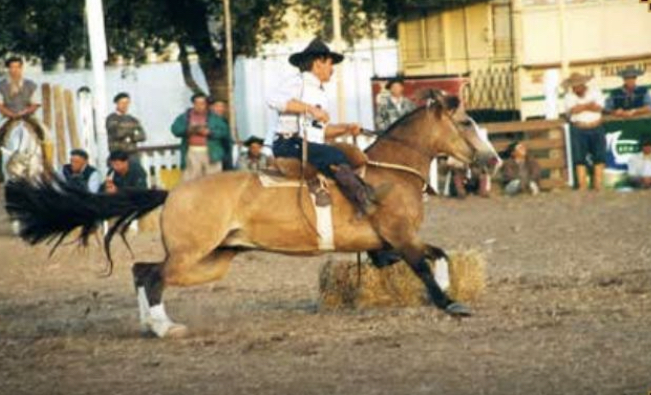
[319,250,486,311]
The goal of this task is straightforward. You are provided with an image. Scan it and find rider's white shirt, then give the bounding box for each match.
[266,71,329,144]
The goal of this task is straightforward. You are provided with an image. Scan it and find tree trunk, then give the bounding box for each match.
[178,43,204,95]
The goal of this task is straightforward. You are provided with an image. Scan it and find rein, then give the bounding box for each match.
[365,160,430,193]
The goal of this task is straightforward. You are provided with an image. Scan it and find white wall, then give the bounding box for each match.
[521,0,651,66]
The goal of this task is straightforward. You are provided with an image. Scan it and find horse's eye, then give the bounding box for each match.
[459,120,472,127]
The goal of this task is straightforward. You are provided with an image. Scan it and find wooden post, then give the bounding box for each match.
[223,0,239,144]
[64,89,81,149]
[41,84,52,130]
[53,85,67,166]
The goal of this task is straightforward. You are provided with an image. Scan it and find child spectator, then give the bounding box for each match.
[501,141,541,196]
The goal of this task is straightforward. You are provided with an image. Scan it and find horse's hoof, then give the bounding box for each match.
[445,302,472,317]
[163,323,190,339]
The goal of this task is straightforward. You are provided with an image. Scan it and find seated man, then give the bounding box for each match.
[627,137,651,189]
[267,39,387,216]
[237,136,271,172]
[501,141,541,196]
[375,78,416,132]
[0,57,39,121]
[60,149,101,193]
[102,150,148,194]
[605,67,651,118]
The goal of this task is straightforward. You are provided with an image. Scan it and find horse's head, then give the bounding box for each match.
[421,90,499,172]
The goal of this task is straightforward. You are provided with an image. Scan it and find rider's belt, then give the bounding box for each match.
[573,120,603,129]
[276,132,299,139]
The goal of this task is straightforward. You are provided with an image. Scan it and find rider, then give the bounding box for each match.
[267,38,387,215]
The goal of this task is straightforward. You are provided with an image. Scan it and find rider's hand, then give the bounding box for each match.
[346,123,361,136]
[309,106,330,124]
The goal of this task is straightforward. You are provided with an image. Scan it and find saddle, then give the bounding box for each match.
[259,142,368,207]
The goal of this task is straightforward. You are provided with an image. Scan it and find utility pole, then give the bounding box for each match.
[85,0,109,174]
[223,0,239,144]
[332,0,346,123]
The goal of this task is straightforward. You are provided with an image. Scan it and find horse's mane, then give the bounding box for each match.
[364,106,426,153]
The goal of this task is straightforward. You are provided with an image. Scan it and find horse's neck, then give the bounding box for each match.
[366,126,435,177]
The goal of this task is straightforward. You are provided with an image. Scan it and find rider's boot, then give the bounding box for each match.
[332,164,392,216]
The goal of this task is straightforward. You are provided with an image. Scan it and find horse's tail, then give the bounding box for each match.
[4,178,168,274]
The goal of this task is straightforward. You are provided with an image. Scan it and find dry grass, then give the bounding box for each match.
[319,250,486,310]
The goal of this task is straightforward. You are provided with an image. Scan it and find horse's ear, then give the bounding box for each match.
[425,90,446,118]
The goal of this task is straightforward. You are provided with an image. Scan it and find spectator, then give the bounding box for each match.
[0,57,39,120]
[102,150,148,194]
[171,93,231,181]
[106,92,147,157]
[605,67,651,118]
[375,78,416,132]
[501,141,541,196]
[449,160,490,199]
[60,149,101,193]
[237,136,271,172]
[210,99,227,118]
[563,72,606,191]
[209,97,234,171]
[627,137,651,189]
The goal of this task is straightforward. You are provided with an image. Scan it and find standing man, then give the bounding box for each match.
[237,136,271,172]
[106,92,147,158]
[375,78,416,132]
[210,98,234,170]
[60,149,101,193]
[605,67,651,118]
[0,57,39,121]
[172,93,231,181]
[563,72,606,191]
[267,38,388,216]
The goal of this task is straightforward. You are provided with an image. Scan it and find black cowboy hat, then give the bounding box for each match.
[289,38,344,67]
[243,136,265,147]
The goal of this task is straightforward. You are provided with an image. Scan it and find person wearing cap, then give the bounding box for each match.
[501,141,541,196]
[563,72,606,191]
[171,93,232,181]
[605,67,651,118]
[627,137,651,189]
[375,78,416,132]
[237,136,271,172]
[266,38,389,216]
[60,149,101,193]
[106,92,147,156]
[102,150,148,194]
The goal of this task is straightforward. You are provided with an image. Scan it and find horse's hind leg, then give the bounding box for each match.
[132,249,237,338]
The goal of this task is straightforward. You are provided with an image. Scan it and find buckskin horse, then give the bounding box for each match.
[5,92,498,338]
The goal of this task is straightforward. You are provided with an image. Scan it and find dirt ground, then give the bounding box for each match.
[0,189,650,395]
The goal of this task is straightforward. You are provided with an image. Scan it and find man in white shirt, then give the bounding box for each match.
[563,72,606,191]
[627,137,651,189]
[267,39,388,216]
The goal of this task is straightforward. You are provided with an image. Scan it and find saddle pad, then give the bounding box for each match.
[257,172,335,250]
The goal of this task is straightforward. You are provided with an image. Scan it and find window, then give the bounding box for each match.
[492,3,513,59]
[403,17,425,62]
[425,13,444,60]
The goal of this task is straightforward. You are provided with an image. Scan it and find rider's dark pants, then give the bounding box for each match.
[272,135,350,178]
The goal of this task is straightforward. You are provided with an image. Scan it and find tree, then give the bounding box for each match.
[0,0,440,98]
[0,0,289,99]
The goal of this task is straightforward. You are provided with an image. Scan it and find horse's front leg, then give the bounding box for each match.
[375,218,470,316]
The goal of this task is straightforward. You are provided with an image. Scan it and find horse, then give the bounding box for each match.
[5,92,499,338]
[1,118,47,182]
[1,118,48,235]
